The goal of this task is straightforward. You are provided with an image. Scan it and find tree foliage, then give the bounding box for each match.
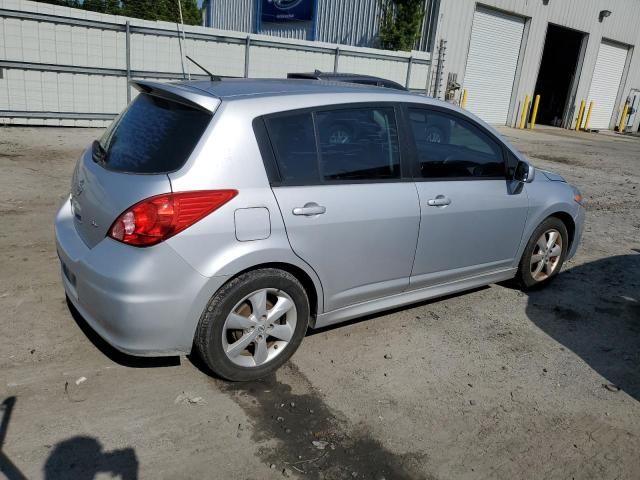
[30,0,202,25]
[378,0,426,51]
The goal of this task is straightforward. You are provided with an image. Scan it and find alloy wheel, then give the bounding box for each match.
[530,228,563,281]
[222,288,297,367]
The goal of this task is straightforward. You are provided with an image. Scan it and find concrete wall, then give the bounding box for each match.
[0,0,430,127]
[434,0,640,130]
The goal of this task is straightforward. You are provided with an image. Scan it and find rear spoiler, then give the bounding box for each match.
[131,80,220,113]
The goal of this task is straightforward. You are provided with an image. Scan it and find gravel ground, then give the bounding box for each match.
[0,124,638,480]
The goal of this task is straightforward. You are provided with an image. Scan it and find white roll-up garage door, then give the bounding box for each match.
[586,40,629,130]
[462,7,525,124]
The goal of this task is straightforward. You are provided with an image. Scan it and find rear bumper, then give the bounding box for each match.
[55,198,228,356]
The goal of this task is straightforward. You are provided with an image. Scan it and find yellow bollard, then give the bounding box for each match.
[575,100,586,130]
[618,102,630,133]
[519,95,530,129]
[529,94,540,129]
[584,101,594,130]
[461,89,468,109]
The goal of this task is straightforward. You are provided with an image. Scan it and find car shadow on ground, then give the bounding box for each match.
[523,253,640,401]
[66,298,180,369]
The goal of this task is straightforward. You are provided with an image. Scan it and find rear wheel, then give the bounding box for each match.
[195,269,309,381]
[517,217,568,289]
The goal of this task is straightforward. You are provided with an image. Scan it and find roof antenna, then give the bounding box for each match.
[186,55,221,81]
[176,0,190,80]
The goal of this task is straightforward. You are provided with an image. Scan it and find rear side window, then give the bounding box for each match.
[95,93,212,173]
[409,108,505,179]
[265,112,318,183]
[316,107,400,181]
[263,106,400,184]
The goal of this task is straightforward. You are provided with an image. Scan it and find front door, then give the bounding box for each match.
[406,106,529,289]
[264,105,420,312]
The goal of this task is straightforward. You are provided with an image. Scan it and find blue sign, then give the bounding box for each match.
[261,0,314,23]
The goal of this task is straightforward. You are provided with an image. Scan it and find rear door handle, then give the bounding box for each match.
[427,196,451,207]
[292,202,326,216]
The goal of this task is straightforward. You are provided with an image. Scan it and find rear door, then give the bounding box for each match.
[70,92,213,248]
[263,104,420,312]
[405,105,528,289]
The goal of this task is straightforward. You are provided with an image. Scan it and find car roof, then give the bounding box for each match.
[289,71,391,81]
[287,72,407,90]
[175,78,406,99]
[131,78,525,162]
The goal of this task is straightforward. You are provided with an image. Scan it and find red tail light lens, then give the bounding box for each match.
[108,190,238,247]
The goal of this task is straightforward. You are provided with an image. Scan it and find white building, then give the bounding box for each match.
[204,0,640,131]
[435,0,640,131]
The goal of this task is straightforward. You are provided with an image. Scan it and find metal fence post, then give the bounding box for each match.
[334,46,340,73]
[125,20,131,103]
[244,36,251,78]
[405,56,413,89]
[433,39,446,98]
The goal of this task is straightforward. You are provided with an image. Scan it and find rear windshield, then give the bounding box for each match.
[94,93,212,173]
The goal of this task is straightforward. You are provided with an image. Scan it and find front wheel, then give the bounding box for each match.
[517,217,568,289]
[194,269,310,381]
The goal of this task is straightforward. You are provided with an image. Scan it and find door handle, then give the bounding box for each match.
[292,203,326,216]
[427,196,451,207]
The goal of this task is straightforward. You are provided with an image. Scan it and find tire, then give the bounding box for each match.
[194,268,310,381]
[516,217,569,290]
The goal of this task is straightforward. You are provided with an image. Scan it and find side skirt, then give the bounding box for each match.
[314,268,517,329]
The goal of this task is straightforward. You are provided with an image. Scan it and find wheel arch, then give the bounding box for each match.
[515,203,578,270]
[548,211,576,251]
[221,262,321,326]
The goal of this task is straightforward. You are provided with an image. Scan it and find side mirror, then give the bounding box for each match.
[514,160,535,183]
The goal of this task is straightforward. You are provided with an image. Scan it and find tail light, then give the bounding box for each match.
[108,190,238,247]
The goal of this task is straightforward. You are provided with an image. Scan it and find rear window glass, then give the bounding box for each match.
[95,93,212,173]
[265,112,319,183]
[264,106,401,184]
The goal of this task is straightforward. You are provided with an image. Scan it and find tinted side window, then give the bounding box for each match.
[97,93,212,173]
[315,107,400,181]
[265,112,319,183]
[409,108,505,179]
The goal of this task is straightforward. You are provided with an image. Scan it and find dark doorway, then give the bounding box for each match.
[534,24,585,126]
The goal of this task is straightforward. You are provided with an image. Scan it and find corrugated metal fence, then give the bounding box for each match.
[0,0,431,127]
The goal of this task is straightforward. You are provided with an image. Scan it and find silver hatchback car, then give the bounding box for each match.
[55,79,584,380]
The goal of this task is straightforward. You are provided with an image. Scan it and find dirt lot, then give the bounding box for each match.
[0,124,639,480]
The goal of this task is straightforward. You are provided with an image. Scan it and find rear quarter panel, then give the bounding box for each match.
[166,101,325,313]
